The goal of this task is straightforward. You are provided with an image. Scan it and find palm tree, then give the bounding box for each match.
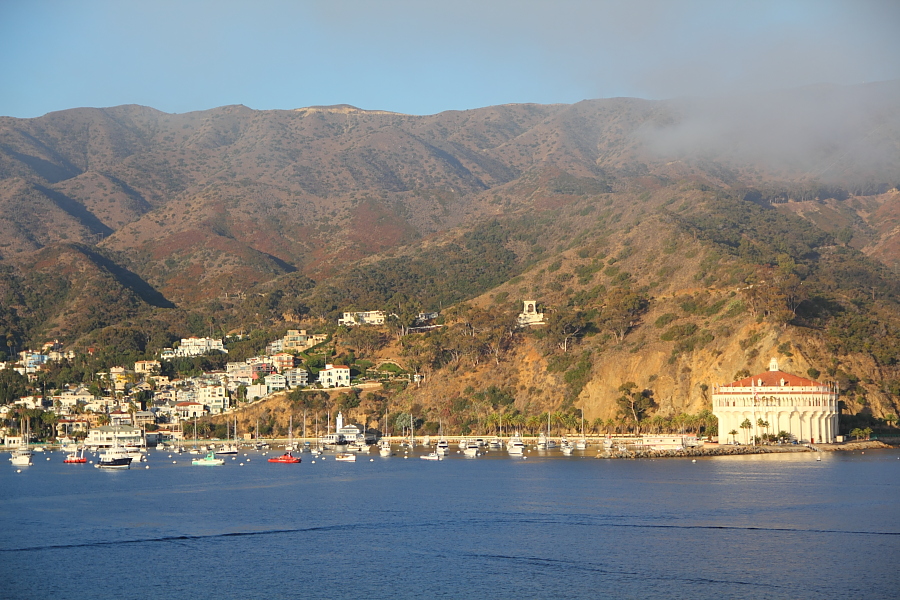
[729,429,738,444]
[740,418,752,444]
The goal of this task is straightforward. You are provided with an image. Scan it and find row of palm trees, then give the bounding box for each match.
[454,409,718,438]
[728,417,794,444]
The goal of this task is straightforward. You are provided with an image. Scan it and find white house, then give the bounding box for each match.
[264,374,287,392]
[712,358,839,444]
[134,360,161,374]
[246,384,269,401]
[175,401,207,420]
[318,364,351,388]
[338,311,386,326]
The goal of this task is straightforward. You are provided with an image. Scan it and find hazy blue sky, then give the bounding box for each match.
[1,0,898,118]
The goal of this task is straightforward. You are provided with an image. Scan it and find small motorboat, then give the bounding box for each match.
[436,439,450,455]
[420,452,442,461]
[335,453,357,462]
[215,444,238,456]
[507,433,526,455]
[464,441,479,458]
[192,452,225,466]
[268,452,301,464]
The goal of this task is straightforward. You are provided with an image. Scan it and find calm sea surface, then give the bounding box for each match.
[1,446,898,599]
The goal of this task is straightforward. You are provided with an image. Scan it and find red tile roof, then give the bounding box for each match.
[723,370,819,388]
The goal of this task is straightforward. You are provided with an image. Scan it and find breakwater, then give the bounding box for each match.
[596,444,811,459]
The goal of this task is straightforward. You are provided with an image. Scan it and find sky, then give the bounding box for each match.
[1,0,899,119]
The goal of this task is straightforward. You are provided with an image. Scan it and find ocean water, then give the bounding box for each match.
[1,447,898,599]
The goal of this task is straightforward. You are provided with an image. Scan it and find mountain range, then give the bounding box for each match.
[2,81,900,425]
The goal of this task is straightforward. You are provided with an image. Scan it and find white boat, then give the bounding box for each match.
[507,433,526,455]
[561,438,575,455]
[10,447,33,466]
[95,446,133,469]
[10,420,34,466]
[335,453,357,462]
[436,439,450,455]
[420,452,442,461]
[192,451,225,466]
[379,439,392,456]
[488,438,503,450]
[576,409,588,450]
[458,438,468,449]
[463,441,479,457]
[216,416,240,455]
[537,432,549,450]
[321,433,347,450]
[349,440,370,453]
[123,444,147,462]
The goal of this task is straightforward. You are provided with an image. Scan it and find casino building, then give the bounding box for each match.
[712,358,839,444]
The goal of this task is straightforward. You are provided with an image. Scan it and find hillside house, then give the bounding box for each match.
[134,360,161,374]
[338,311,386,326]
[197,384,229,414]
[171,337,227,357]
[318,364,351,388]
[284,368,309,388]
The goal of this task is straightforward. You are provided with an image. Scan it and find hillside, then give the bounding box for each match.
[2,83,900,435]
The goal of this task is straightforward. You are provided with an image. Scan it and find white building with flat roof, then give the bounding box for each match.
[85,425,143,448]
[338,311,386,326]
[172,337,227,357]
[712,358,839,444]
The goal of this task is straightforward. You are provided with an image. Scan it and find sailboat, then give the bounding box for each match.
[269,415,301,463]
[216,415,239,455]
[9,419,33,466]
[538,413,557,449]
[436,421,449,456]
[301,409,311,452]
[575,408,589,449]
[379,404,392,456]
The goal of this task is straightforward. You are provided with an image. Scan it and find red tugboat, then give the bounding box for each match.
[64,447,87,463]
[268,415,301,463]
[268,452,301,464]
